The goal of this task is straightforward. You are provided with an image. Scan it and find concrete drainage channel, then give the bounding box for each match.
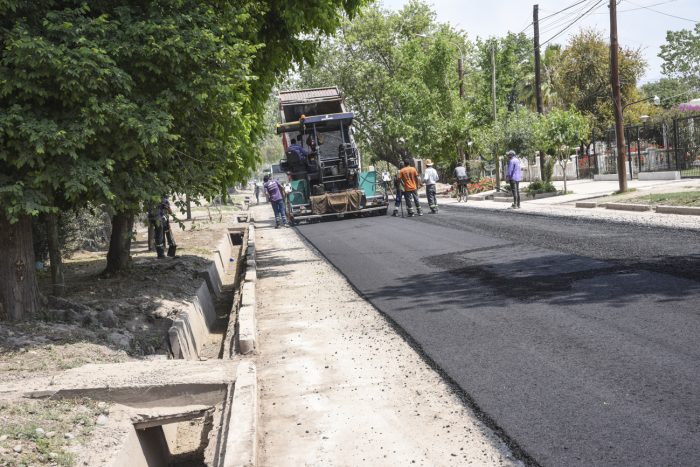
[30,213,260,466]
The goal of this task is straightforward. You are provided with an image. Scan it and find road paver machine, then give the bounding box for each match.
[276,87,387,223]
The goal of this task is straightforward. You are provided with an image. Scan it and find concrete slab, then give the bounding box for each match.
[639,171,680,180]
[656,205,700,216]
[222,361,258,467]
[11,360,237,405]
[244,267,257,283]
[605,202,653,212]
[241,282,255,309]
[237,305,256,355]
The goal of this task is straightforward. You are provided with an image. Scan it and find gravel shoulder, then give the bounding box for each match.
[253,205,520,467]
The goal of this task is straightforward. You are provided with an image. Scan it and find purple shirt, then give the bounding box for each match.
[506,157,522,182]
[264,180,283,202]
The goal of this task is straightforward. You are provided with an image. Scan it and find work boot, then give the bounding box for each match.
[156,247,165,259]
[392,209,398,217]
[408,210,415,217]
[167,245,177,257]
[417,209,423,216]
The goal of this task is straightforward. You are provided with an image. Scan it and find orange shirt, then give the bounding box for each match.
[399,166,419,192]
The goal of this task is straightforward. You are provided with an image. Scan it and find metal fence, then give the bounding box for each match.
[589,113,700,179]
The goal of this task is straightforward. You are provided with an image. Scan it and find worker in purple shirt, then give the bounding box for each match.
[263,175,289,228]
[505,150,522,209]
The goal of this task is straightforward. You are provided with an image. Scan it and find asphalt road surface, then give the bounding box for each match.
[296,205,700,467]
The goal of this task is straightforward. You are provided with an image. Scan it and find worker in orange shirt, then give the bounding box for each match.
[398,158,423,217]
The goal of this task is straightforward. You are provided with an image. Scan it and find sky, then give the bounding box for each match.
[379,0,700,83]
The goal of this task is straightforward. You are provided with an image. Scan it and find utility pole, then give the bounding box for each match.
[492,44,500,191]
[533,4,545,181]
[609,0,628,192]
[458,56,465,163]
[533,4,543,115]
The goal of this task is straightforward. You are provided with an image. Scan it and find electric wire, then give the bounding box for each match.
[540,0,606,47]
[625,0,699,22]
[538,0,602,35]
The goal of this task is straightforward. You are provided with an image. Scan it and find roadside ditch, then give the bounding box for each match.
[0,209,259,467]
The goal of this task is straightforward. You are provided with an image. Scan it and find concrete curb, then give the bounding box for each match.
[605,202,653,212]
[576,201,597,208]
[168,229,236,360]
[221,361,258,467]
[656,205,700,216]
[236,221,258,355]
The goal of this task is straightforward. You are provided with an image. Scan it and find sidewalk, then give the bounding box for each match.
[252,205,520,467]
[433,178,700,230]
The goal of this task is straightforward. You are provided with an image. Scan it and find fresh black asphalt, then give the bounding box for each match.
[295,205,700,467]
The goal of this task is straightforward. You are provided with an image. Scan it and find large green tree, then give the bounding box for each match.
[470,33,533,125]
[0,0,365,321]
[659,23,700,89]
[296,0,472,166]
[552,29,646,135]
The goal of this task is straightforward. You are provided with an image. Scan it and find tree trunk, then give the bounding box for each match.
[46,213,65,297]
[562,161,568,194]
[186,194,192,220]
[147,222,155,252]
[105,212,134,274]
[0,213,41,321]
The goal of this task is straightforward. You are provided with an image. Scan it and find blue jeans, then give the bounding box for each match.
[271,199,287,226]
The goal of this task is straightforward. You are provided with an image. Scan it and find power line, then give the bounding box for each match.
[540,0,590,21]
[539,0,601,35]
[590,0,680,14]
[624,0,699,22]
[540,0,606,46]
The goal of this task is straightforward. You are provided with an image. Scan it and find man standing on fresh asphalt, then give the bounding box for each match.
[505,150,522,209]
[423,158,439,213]
[263,175,288,228]
[391,160,404,217]
[399,158,423,217]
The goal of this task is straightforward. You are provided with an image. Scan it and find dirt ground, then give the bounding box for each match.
[0,203,245,466]
[253,205,521,466]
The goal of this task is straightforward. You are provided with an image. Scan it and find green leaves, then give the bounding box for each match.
[659,23,700,88]
[536,108,589,159]
[296,1,470,166]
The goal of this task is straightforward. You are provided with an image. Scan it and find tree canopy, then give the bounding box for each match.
[296,0,472,166]
[552,30,646,135]
[0,0,367,320]
[659,23,700,89]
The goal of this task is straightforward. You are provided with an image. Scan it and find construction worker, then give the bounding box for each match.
[391,161,404,216]
[399,158,422,217]
[149,196,177,259]
[423,159,439,213]
[263,175,289,228]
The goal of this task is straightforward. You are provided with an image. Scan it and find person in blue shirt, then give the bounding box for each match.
[505,150,522,209]
[287,138,309,163]
[263,175,289,228]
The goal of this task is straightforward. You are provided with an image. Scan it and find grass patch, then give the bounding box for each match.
[0,399,100,466]
[619,191,700,206]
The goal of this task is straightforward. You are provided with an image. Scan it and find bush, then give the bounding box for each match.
[527,180,557,197]
[467,177,496,194]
